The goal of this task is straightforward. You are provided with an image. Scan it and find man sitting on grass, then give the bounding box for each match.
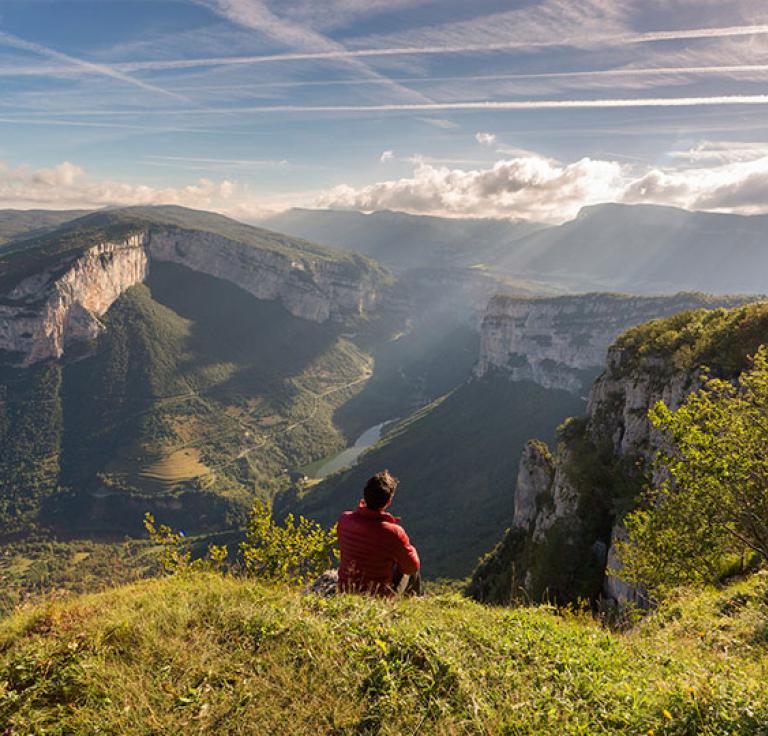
[337,470,421,596]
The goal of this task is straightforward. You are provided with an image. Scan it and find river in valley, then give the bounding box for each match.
[311,421,389,478]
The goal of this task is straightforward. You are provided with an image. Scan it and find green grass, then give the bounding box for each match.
[0,538,161,617]
[1,572,767,734]
[135,448,210,488]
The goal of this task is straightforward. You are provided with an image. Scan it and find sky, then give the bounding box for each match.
[1,0,768,223]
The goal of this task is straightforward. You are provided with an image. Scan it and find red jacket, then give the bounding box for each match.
[337,501,420,595]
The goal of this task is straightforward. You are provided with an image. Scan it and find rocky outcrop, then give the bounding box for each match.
[0,235,149,365]
[0,228,384,366]
[512,440,554,530]
[476,293,756,393]
[149,230,381,323]
[470,336,708,606]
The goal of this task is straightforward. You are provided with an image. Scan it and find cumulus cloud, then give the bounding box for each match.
[317,149,768,222]
[7,152,768,226]
[379,149,395,163]
[0,159,241,213]
[475,132,497,147]
[317,156,625,222]
[623,156,768,214]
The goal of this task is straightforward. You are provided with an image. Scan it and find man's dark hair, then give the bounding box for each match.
[363,470,399,510]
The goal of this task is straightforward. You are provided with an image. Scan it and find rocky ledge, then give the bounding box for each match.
[0,227,384,366]
[476,292,757,393]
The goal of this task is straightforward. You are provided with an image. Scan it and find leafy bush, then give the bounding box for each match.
[240,500,338,584]
[143,513,228,575]
[144,499,338,586]
[615,346,768,598]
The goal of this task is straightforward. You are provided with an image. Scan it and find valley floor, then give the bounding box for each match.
[1,572,767,734]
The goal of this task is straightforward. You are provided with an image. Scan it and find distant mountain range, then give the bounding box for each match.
[9,203,768,295]
[260,208,544,273]
[263,204,768,295]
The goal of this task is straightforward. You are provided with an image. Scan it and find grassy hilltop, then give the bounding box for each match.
[1,572,766,734]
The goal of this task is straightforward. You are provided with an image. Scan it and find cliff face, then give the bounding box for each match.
[0,235,149,365]
[476,293,757,393]
[529,345,698,604]
[149,229,381,323]
[0,228,383,366]
[470,342,699,606]
[470,298,768,606]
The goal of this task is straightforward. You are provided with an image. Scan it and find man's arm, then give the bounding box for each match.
[392,526,420,575]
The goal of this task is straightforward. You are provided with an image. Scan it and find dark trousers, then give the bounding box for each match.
[392,566,423,596]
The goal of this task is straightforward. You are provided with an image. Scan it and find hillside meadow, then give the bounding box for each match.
[1,571,766,734]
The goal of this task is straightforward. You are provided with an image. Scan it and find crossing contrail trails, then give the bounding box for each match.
[0,30,189,101]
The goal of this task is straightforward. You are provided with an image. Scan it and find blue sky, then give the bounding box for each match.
[1,0,768,222]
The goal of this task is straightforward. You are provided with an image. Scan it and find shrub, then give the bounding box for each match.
[615,346,768,598]
[240,500,338,584]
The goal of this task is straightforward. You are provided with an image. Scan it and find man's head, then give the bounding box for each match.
[363,470,399,510]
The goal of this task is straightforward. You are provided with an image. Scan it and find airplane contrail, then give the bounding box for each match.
[0,30,189,101]
[187,94,768,114]
[109,24,768,72]
[5,94,768,118]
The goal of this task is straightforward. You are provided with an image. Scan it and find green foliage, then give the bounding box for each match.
[240,500,337,584]
[0,209,88,247]
[0,362,63,532]
[0,538,161,618]
[614,302,768,379]
[466,527,528,604]
[616,346,768,599]
[143,513,228,576]
[1,572,768,733]
[472,418,646,606]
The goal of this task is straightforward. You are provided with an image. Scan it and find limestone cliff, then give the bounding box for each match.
[0,226,384,366]
[0,236,149,365]
[476,293,757,393]
[149,229,381,323]
[470,301,768,606]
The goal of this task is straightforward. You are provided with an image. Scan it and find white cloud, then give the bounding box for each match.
[666,140,768,164]
[623,156,768,214]
[379,150,395,162]
[475,132,496,147]
[317,156,625,222]
[0,160,239,212]
[8,151,768,227]
[316,148,768,222]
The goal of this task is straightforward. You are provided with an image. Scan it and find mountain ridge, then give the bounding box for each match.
[263,203,768,295]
